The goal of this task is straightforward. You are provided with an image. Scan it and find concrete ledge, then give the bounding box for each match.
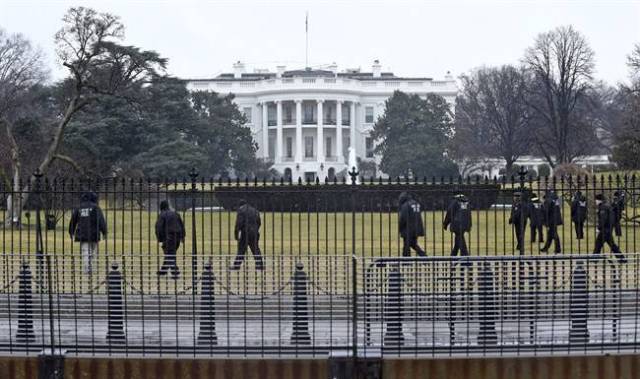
[383,354,640,379]
[1,354,639,379]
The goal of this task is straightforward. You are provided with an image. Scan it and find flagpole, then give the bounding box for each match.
[305,11,309,69]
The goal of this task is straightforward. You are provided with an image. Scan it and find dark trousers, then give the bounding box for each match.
[514,221,527,253]
[614,221,622,237]
[159,234,181,276]
[542,225,561,253]
[574,221,585,239]
[451,232,469,257]
[402,235,426,257]
[530,224,544,243]
[232,231,264,269]
[594,231,626,262]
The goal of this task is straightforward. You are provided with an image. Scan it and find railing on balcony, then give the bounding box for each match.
[302,117,316,125]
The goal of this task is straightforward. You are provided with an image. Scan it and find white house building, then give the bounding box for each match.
[185,61,457,182]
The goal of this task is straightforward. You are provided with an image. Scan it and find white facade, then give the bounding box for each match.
[185,61,457,182]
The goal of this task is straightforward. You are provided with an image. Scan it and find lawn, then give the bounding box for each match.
[0,201,638,294]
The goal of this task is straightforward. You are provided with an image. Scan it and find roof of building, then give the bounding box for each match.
[186,67,435,82]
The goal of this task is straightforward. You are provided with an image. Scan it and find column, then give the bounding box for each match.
[276,100,283,164]
[336,100,343,164]
[350,102,356,152]
[295,100,302,164]
[262,102,269,159]
[317,100,324,163]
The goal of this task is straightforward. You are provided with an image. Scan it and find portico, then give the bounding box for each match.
[260,99,356,181]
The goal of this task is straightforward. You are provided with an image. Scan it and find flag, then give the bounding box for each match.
[305,12,308,33]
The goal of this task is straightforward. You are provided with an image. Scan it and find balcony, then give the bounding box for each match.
[303,156,316,162]
[325,156,338,162]
[323,118,336,125]
[303,117,317,125]
[268,119,277,127]
[283,118,296,125]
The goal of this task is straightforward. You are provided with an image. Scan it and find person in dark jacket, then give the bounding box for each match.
[593,194,626,263]
[508,192,528,254]
[69,191,107,274]
[230,199,264,270]
[443,194,472,257]
[612,191,625,237]
[398,192,426,257]
[155,200,185,279]
[528,195,545,243]
[541,190,563,254]
[570,191,588,240]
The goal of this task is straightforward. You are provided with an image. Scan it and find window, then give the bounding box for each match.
[267,105,276,126]
[341,103,350,124]
[366,137,374,158]
[324,104,335,124]
[305,136,314,158]
[283,104,294,124]
[365,106,374,123]
[268,135,276,159]
[243,107,252,123]
[326,137,332,158]
[343,136,350,159]
[286,137,293,158]
[303,103,316,124]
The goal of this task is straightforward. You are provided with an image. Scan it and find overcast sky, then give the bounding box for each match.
[1,0,639,84]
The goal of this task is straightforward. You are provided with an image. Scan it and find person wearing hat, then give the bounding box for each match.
[69,191,107,275]
[155,200,185,279]
[593,194,626,263]
[508,191,528,254]
[612,191,625,237]
[528,195,545,243]
[398,192,427,257]
[570,191,588,240]
[230,199,264,270]
[541,189,563,254]
[443,194,472,257]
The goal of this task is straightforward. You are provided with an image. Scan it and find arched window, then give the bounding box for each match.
[284,167,292,182]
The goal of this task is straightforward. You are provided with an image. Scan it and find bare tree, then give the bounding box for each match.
[453,65,532,174]
[6,7,166,222]
[0,28,47,225]
[524,25,596,167]
[628,43,640,78]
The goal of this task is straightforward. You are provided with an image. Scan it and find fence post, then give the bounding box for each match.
[517,167,528,256]
[34,169,44,292]
[189,168,199,294]
[349,167,359,377]
[16,262,35,342]
[291,262,310,345]
[198,260,217,345]
[106,262,125,341]
[383,266,404,346]
[569,261,589,344]
[478,262,497,345]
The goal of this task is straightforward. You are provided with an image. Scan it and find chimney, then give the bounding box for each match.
[276,65,286,78]
[233,61,245,79]
[328,62,338,75]
[372,59,382,78]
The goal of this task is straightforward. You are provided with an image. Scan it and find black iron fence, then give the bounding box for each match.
[0,171,638,358]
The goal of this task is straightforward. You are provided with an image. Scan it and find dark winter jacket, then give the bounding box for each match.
[443,199,472,233]
[399,196,425,238]
[68,196,107,242]
[612,193,625,223]
[235,204,261,239]
[155,210,185,243]
[571,194,588,224]
[528,200,545,227]
[596,202,616,236]
[509,201,528,225]
[543,192,563,226]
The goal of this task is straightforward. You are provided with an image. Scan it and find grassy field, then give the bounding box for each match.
[0,199,638,294]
